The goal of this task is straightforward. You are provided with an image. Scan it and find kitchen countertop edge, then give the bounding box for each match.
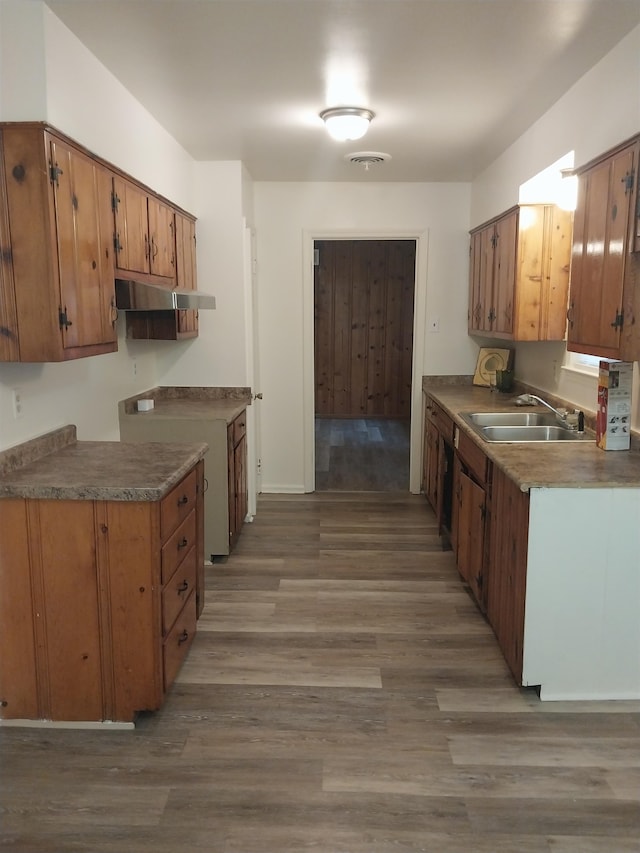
[423,382,640,491]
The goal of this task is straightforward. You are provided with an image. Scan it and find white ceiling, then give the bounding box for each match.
[45,0,640,182]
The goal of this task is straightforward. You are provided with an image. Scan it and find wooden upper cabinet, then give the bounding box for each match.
[469,204,572,341]
[0,123,117,362]
[567,135,640,361]
[112,176,150,275]
[113,176,176,283]
[174,211,198,337]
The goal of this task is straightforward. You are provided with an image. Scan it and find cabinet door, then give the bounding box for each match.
[456,466,486,608]
[0,500,39,719]
[568,145,635,358]
[487,467,529,683]
[468,225,494,333]
[113,176,150,275]
[33,501,104,721]
[50,137,117,351]
[175,212,198,336]
[148,196,175,278]
[0,147,19,361]
[492,209,517,335]
[424,419,439,512]
[234,433,247,540]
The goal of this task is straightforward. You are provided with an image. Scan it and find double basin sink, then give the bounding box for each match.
[460,411,583,443]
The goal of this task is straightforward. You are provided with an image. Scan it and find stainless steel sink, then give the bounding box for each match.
[480,425,581,442]
[460,412,583,443]
[464,411,560,427]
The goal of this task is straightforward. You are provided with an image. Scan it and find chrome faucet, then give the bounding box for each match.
[514,393,569,423]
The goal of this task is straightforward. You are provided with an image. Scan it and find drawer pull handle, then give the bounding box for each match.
[178,630,189,645]
[177,495,189,507]
[178,537,188,550]
[177,580,189,593]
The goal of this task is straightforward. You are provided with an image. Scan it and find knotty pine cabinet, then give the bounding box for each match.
[113,175,175,282]
[567,134,640,361]
[451,426,491,611]
[422,394,454,541]
[468,204,572,341]
[0,462,203,723]
[486,466,530,683]
[117,189,200,342]
[119,400,248,558]
[0,123,118,362]
[228,411,248,551]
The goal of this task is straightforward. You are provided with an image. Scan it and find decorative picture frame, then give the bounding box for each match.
[472,347,513,387]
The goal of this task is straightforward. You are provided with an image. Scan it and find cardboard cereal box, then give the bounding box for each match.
[596,360,632,451]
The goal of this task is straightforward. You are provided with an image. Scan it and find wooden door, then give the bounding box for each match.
[148,197,175,279]
[314,240,415,417]
[113,176,150,275]
[49,137,117,351]
[568,146,634,357]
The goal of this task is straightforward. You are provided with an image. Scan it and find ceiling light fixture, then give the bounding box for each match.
[320,107,374,141]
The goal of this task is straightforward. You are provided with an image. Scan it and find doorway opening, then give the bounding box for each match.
[313,239,417,491]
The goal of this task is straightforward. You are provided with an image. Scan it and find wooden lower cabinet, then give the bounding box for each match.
[228,412,248,550]
[423,394,454,540]
[451,426,491,611]
[486,465,530,683]
[0,462,203,723]
[119,401,248,559]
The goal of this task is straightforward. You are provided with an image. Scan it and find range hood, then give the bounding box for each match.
[115,279,216,311]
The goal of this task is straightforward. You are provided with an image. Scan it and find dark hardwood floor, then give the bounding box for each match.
[1,493,639,852]
[315,417,410,491]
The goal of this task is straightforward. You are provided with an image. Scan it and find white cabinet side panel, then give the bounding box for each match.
[524,487,640,701]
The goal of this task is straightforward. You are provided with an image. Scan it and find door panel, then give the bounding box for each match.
[314,240,416,417]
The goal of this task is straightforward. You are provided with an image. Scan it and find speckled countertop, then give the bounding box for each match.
[423,380,640,491]
[119,386,251,424]
[0,425,208,501]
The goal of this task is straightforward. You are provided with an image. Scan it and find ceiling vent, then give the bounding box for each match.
[345,151,391,171]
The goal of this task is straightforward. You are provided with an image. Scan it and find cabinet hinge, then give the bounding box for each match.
[623,171,635,194]
[610,310,624,330]
[490,234,498,248]
[114,234,122,254]
[49,163,63,187]
[487,308,496,323]
[58,308,73,329]
[111,191,120,211]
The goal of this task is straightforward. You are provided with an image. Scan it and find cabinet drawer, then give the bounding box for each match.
[163,590,196,690]
[162,546,196,635]
[232,411,247,446]
[426,398,454,443]
[161,511,196,584]
[455,426,489,487]
[161,468,197,539]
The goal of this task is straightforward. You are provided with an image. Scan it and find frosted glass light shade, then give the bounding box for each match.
[320,108,374,141]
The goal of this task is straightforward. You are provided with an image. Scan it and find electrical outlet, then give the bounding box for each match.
[12,388,23,419]
[132,358,137,377]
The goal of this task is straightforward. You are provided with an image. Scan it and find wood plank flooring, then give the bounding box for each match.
[1,493,639,852]
[315,418,410,491]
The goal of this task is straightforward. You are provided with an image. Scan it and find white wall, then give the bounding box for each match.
[154,161,251,388]
[253,181,474,492]
[0,2,229,450]
[470,24,640,427]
